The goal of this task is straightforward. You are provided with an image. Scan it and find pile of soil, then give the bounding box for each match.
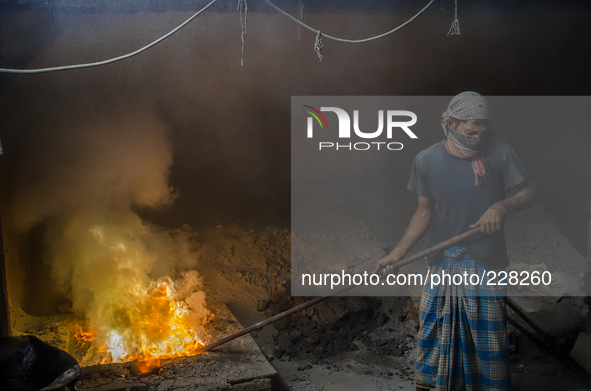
[263,287,420,362]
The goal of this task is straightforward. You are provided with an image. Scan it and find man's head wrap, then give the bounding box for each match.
[442,91,490,121]
[441,91,491,185]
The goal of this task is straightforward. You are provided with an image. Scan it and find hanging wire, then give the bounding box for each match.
[447,0,460,36]
[262,0,435,43]
[298,0,305,40]
[0,0,436,74]
[0,0,221,74]
[238,0,248,66]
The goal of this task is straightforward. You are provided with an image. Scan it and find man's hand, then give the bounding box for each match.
[470,204,505,233]
[470,178,539,234]
[372,195,434,277]
[372,254,402,277]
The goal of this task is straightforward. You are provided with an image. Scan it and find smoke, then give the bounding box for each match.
[10,109,175,232]
[9,105,210,351]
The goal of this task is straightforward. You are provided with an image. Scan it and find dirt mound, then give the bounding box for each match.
[263,286,419,361]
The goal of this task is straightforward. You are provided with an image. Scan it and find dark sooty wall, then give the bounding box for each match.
[0,4,590,256]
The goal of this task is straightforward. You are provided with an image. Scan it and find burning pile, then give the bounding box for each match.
[6,109,211,372]
[73,276,204,372]
[66,224,209,372]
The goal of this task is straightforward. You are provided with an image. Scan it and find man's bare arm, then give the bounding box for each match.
[372,196,434,275]
[470,177,540,233]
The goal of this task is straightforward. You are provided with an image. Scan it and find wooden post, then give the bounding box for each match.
[588,198,591,265]
[0,215,11,337]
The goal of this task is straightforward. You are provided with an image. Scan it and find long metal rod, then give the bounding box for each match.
[507,299,591,386]
[506,298,554,348]
[507,315,591,386]
[195,227,481,354]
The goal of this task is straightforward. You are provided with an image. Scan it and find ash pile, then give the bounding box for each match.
[262,285,420,362]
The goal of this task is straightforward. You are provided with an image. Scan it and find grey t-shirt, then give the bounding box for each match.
[408,140,530,269]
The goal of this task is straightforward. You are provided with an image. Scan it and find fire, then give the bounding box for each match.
[72,226,205,372]
[74,325,96,343]
[75,276,204,371]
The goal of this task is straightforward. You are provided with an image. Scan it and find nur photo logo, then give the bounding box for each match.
[302,105,418,151]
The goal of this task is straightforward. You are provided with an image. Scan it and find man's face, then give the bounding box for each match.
[447,119,489,137]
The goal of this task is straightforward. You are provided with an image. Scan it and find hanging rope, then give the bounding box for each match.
[314,31,323,61]
[0,0,436,74]
[0,0,220,74]
[262,0,435,44]
[298,0,305,40]
[238,0,248,66]
[447,0,460,36]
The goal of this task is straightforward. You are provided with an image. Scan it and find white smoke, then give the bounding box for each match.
[9,106,210,348]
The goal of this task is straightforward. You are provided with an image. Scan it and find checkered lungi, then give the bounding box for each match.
[415,246,510,391]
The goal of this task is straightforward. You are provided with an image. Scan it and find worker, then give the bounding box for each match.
[373,91,539,391]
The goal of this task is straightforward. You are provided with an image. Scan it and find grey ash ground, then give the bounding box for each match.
[193,207,591,390]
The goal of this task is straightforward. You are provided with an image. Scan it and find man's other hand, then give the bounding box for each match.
[372,255,402,277]
[470,204,505,233]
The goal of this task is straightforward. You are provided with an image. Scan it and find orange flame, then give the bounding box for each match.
[74,324,96,343]
[70,225,207,373]
[74,276,204,372]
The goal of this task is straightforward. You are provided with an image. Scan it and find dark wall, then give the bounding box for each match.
[0,4,589,255]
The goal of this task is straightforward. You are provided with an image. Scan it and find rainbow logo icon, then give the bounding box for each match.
[302,105,328,129]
